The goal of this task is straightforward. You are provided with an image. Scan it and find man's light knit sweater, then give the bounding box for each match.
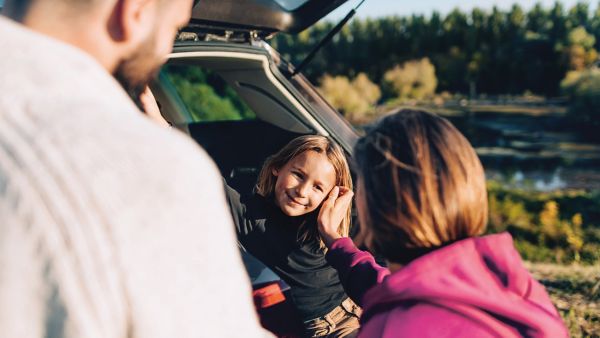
[0,17,269,338]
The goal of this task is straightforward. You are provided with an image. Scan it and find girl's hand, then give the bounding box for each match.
[318,186,354,247]
[140,86,170,127]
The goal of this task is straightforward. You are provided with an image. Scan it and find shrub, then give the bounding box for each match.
[318,73,381,122]
[514,239,559,263]
[565,26,597,71]
[383,58,438,100]
[352,73,382,106]
[487,182,599,265]
[489,194,532,232]
[560,69,600,141]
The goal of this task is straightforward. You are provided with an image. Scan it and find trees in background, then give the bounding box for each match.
[560,68,600,141]
[273,2,600,98]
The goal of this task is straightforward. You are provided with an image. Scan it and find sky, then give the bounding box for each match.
[0,0,594,21]
[324,0,596,21]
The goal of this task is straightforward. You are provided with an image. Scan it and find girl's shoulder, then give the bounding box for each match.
[225,183,265,213]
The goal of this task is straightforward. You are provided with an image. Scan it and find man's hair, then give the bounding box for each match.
[255,135,353,249]
[2,0,33,21]
[2,0,97,21]
[354,109,488,264]
[3,0,198,21]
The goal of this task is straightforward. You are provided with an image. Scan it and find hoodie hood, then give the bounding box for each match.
[361,233,567,337]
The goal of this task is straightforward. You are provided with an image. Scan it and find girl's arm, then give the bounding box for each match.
[223,180,253,236]
[318,187,390,306]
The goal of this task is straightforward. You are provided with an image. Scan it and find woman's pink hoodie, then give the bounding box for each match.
[326,233,567,337]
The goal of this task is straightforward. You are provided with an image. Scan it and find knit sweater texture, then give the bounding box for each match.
[0,16,270,338]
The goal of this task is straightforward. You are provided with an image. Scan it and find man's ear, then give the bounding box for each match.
[109,0,155,45]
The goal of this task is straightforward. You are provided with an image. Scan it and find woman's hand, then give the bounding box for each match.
[318,186,354,247]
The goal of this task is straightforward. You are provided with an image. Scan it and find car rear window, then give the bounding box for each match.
[274,0,309,11]
[162,64,256,123]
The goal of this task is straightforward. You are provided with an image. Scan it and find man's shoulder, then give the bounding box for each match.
[0,16,120,105]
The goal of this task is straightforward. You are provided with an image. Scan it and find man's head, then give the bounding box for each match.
[3,0,194,96]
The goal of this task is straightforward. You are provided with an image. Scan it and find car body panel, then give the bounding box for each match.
[190,0,348,35]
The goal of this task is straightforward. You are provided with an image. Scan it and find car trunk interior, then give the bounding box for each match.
[151,51,319,195]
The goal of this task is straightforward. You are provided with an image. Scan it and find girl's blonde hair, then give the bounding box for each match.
[354,109,488,264]
[256,135,353,248]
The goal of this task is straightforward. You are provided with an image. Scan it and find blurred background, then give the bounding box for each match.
[273,1,600,335]
[275,0,600,260]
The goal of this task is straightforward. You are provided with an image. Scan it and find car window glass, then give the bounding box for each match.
[162,64,257,123]
[274,0,308,11]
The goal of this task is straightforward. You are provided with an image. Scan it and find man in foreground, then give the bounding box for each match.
[0,0,270,337]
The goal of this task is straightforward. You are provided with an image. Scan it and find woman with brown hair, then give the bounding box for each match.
[318,109,567,337]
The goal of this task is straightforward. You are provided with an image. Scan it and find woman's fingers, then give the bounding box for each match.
[334,187,354,209]
[329,186,340,201]
[322,186,339,210]
[319,186,340,224]
[323,186,353,212]
[318,186,353,247]
[337,186,352,195]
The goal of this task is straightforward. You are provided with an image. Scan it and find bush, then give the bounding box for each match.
[383,58,437,100]
[487,181,600,265]
[352,73,382,106]
[560,69,600,141]
[565,26,597,71]
[514,239,559,263]
[318,73,381,122]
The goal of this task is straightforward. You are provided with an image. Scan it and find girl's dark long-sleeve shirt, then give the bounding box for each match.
[225,184,348,321]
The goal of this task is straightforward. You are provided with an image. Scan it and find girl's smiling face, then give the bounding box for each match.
[272,150,337,217]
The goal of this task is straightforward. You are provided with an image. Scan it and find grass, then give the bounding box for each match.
[526,262,600,337]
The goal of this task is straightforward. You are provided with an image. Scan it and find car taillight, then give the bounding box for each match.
[253,282,286,309]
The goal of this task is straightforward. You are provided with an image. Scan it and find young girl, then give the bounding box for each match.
[318,110,568,337]
[225,135,360,338]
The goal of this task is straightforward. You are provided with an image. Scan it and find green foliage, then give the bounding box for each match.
[563,26,598,71]
[568,26,596,50]
[383,58,438,100]
[514,239,559,262]
[273,2,600,96]
[164,65,255,122]
[488,194,532,232]
[318,72,381,122]
[560,69,600,141]
[487,181,600,265]
[352,73,382,105]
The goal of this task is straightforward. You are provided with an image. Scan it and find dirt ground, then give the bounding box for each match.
[526,262,600,337]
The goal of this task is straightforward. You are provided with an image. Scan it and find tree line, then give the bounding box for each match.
[273,2,600,98]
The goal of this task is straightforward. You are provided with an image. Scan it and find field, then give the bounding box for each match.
[527,263,600,337]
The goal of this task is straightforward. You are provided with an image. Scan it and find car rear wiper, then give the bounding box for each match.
[291,0,366,77]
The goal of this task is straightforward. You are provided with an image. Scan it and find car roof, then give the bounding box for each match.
[189,0,348,35]
[0,0,348,36]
